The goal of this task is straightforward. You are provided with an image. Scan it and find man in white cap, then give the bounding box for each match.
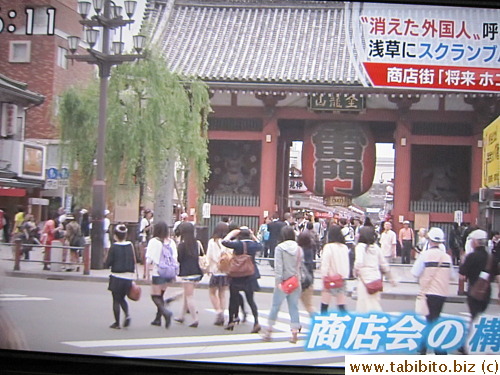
[411,227,453,355]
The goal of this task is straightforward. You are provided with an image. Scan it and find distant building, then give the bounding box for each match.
[146,0,499,236]
[0,0,94,219]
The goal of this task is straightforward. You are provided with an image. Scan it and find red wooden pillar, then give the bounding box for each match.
[260,118,279,217]
[392,119,412,227]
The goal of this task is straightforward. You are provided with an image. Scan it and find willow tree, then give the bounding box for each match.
[59,50,211,222]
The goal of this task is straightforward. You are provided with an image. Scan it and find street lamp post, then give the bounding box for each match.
[67,0,146,269]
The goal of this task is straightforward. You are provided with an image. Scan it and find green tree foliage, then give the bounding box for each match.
[59,50,211,208]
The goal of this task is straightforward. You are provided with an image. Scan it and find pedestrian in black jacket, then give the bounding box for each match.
[104,224,136,329]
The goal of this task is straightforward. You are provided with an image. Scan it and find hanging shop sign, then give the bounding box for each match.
[482,116,499,188]
[302,122,375,198]
[349,3,500,92]
[308,93,364,112]
[324,196,353,207]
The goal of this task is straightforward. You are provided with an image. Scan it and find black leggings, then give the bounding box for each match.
[112,291,129,324]
[228,285,258,324]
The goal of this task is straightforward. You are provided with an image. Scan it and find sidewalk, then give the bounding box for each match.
[1,243,497,304]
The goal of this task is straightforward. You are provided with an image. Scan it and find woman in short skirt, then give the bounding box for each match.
[174,222,203,327]
[104,224,135,329]
[145,220,178,328]
[206,222,230,326]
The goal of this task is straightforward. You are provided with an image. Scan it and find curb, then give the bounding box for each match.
[4,269,476,304]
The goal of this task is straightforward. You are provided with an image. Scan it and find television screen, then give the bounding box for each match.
[1,0,498,374]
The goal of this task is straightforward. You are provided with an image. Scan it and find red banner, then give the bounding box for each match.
[364,62,500,92]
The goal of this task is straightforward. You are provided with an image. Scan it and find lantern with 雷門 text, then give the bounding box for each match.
[302,122,375,198]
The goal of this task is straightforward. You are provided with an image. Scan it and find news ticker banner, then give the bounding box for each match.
[348,3,500,93]
[345,356,499,375]
[304,312,498,355]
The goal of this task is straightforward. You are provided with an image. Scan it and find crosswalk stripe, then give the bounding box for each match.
[0,297,51,301]
[104,336,309,358]
[194,349,350,366]
[0,294,51,301]
[63,332,293,348]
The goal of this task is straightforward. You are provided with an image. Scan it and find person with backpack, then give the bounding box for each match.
[206,222,231,326]
[145,221,178,328]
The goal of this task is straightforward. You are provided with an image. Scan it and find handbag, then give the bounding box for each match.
[198,241,209,274]
[415,293,429,316]
[227,241,255,278]
[301,264,314,290]
[468,254,494,301]
[359,245,383,295]
[127,281,142,301]
[127,244,142,301]
[323,274,344,289]
[364,278,383,294]
[280,246,303,294]
[281,275,300,294]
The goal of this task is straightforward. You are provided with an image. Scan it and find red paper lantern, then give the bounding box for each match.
[302,122,375,197]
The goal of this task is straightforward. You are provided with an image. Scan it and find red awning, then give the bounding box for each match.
[0,188,26,197]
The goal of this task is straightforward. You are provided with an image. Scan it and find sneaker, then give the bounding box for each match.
[109,322,121,329]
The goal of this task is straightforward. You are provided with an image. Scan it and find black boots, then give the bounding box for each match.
[321,303,329,314]
[151,295,173,328]
[151,311,162,326]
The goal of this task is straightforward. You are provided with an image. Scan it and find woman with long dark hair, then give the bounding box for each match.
[222,227,262,333]
[354,226,394,313]
[145,220,178,328]
[174,222,203,327]
[104,224,136,329]
[297,230,316,316]
[206,222,230,326]
[320,225,350,313]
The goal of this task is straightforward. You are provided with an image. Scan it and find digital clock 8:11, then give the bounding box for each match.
[0,7,56,35]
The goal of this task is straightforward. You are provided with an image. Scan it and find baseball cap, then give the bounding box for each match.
[427,227,446,243]
[180,212,188,219]
[104,209,110,216]
[403,220,410,224]
[468,229,488,241]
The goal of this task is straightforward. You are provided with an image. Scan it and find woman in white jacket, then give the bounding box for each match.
[320,225,350,313]
[354,226,395,313]
[145,221,178,328]
[206,222,231,326]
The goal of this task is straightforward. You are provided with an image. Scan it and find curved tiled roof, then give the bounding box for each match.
[147,0,365,87]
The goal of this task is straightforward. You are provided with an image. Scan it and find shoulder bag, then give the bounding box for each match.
[468,253,494,302]
[198,240,209,274]
[227,241,255,278]
[322,244,344,289]
[358,245,384,295]
[127,243,142,302]
[217,240,233,274]
[281,247,302,294]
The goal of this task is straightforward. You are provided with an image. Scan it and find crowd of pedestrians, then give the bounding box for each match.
[2,205,499,353]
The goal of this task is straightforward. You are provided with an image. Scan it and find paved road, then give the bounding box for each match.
[2,274,497,367]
